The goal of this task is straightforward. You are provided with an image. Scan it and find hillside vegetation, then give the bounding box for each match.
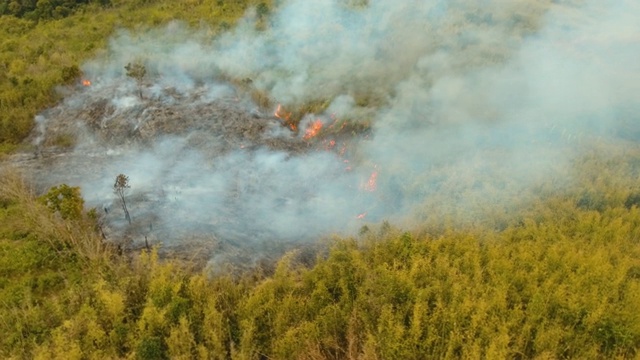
[2,1,640,359]
[2,149,640,359]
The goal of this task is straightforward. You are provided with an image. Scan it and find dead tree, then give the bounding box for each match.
[114,174,131,224]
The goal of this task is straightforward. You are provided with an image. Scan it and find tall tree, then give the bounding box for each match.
[113,173,131,224]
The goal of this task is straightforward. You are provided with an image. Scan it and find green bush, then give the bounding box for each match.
[136,336,167,360]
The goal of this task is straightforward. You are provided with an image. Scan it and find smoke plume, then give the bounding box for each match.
[28,0,640,265]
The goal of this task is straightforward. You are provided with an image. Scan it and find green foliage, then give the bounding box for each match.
[0,171,110,358]
[3,153,640,358]
[125,62,146,82]
[256,2,268,18]
[0,0,98,20]
[51,132,76,148]
[136,336,167,360]
[625,193,640,209]
[125,61,146,99]
[61,64,81,84]
[39,184,84,220]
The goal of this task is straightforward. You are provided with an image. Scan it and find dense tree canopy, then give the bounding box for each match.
[0,0,110,20]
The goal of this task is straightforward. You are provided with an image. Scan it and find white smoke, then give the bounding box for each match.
[31,0,640,262]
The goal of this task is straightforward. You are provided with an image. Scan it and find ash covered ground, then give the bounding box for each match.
[13,79,380,267]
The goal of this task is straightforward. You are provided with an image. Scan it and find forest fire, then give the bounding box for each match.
[324,139,336,150]
[82,79,91,86]
[303,120,323,140]
[274,104,296,130]
[274,104,289,120]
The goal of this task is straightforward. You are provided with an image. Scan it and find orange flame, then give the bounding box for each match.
[303,120,323,140]
[324,139,336,150]
[275,104,296,131]
[82,79,91,86]
[274,104,291,121]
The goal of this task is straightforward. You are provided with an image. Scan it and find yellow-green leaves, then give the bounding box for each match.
[39,184,84,220]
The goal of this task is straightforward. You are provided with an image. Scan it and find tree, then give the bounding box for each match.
[125,61,146,99]
[256,2,269,18]
[39,184,84,220]
[113,174,131,224]
[61,64,81,84]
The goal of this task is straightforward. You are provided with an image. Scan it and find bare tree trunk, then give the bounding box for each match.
[124,208,131,224]
[114,174,132,225]
[120,197,131,224]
